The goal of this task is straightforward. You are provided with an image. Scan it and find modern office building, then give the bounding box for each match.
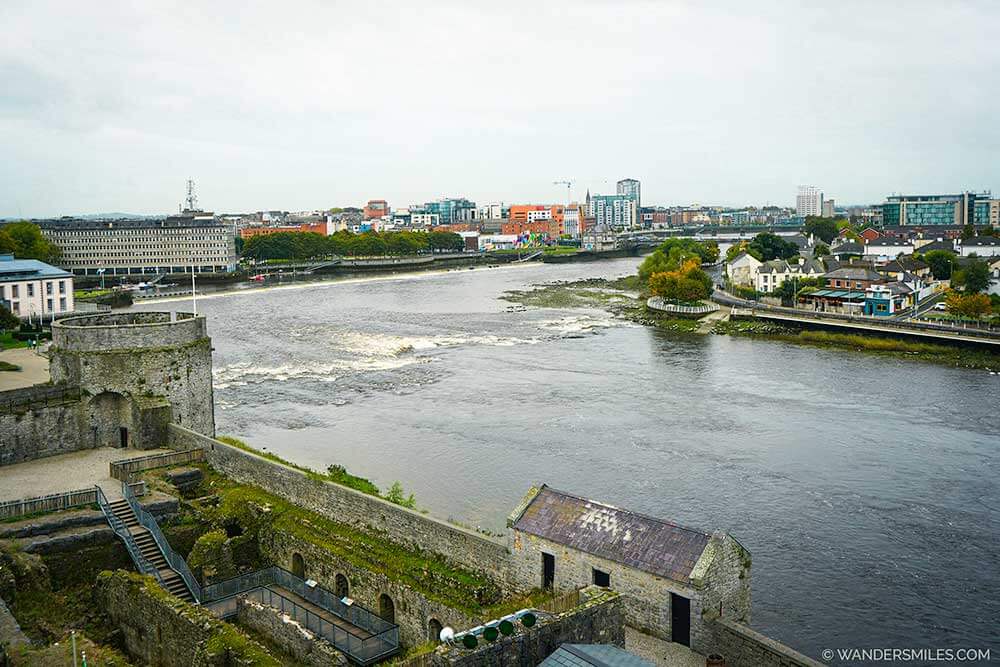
[588,194,637,230]
[0,253,74,320]
[36,213,238,276]
[424,198,476,225]
[616,178,641,210]
[796,186,824,216]
[880,191,993,227]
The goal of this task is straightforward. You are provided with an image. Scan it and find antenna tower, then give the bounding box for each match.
[185,179,198,211]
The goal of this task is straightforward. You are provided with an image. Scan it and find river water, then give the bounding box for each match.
[134,258,1000,662]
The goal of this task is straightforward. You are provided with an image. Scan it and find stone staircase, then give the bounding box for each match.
[105,496,194,603]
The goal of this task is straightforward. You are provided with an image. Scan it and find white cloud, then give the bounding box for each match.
[1,0,998,216]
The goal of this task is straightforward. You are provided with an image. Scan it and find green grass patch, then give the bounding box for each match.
[214,485,501,614]
[714,319,1000,369]
[1,331,29,350]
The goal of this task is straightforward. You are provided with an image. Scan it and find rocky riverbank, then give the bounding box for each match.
[502,278,1000,370]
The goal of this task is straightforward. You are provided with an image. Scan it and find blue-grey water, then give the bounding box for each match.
[135,258,1000,663]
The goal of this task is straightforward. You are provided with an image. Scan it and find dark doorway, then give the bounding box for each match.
[291,553,305,579]
[335,573,349,599]
[428,618,443,642]
[671,593,691,646]
[119,426,129,449]
[378,594,395,624]
[592,568,610,587]
[542,552,555,590]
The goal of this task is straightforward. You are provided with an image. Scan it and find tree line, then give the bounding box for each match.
[0,222,61,263]
[241,230,465,261]
[638,238,717,303]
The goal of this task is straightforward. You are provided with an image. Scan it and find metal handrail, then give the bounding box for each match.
[121,482,202,603]
[95,486,158,579]
[201,566,399,663]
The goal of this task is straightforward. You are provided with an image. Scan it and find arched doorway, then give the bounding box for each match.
[291,553,305,579]
[89,391,135,449]
[428,618,443,642]
[335,574,349,599]
[378,594,395,624]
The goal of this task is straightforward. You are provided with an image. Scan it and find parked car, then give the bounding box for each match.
[933,302,948,311]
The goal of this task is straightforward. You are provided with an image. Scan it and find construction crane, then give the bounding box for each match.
[553,180,573,205]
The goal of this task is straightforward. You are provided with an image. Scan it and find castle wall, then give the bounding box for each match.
[259,527,479,648]
[704,616,826,667]
[169,424,514,593]
[0,386,88,465]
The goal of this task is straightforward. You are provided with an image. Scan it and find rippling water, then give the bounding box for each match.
[135,259,1000,662]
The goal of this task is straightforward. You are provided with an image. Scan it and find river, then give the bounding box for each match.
[134,257,1000,662]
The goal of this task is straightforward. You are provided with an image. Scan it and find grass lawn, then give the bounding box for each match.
[1,331,28,351]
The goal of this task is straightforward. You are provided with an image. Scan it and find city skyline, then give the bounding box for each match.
[2,1,999,217]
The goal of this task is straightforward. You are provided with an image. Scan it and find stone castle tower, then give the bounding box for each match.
[48,312,215,450]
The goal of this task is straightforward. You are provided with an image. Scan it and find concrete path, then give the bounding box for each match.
[0,347,50,391]
[696,305,730,334]
[626,628,706,666]
[0,447,171,502]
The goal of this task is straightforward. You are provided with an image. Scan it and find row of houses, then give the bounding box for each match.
[727,251,941,317]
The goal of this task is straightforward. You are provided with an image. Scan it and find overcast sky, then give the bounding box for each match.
[1,1,998,217]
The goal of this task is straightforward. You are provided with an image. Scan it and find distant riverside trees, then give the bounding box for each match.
[802,216,840,244]
[746,233,798,262]
[241,230,464,261]
[0,221,61,263]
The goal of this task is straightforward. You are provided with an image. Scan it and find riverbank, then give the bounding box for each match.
[502,278,1000,370]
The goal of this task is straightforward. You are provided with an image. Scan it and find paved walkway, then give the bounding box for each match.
[0,347,50,391]
[0,447,171,502]
[626,628,706,667]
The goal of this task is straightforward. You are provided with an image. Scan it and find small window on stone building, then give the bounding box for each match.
[592,568,610,587]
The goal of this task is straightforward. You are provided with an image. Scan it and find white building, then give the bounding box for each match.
[616,178,641,210]
[563,206,582,238]
[409,213,441,227]
[726,251,762,287]
[477,203,505,221]
[863,238,915,262]
[589,195,637,230]
[959,236,1000,257]
[0,254,75,320]
[37,215,237,277]
[796,185,824,217]
[479,234,518,250]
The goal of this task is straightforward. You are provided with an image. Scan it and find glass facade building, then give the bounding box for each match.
[424,198,476,224]
[880,192,993,227]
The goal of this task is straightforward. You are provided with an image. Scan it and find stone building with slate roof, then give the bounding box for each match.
[507,485,751,655]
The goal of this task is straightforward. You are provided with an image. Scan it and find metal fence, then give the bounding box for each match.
[0,481,146,521]
[122,481,201,602]
[201,566,399,664]
[95,485,158,579]
[647,297,719,315]
[110,448,205,482]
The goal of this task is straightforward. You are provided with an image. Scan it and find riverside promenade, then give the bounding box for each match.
[714,290,1000,349]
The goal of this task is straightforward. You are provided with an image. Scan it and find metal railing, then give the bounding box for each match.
[109,448,205,482]
[95,485,158,579]
[647,297,719,315]
[121,481,201,603]
[201,566,398,664]
[713,289,1000,340]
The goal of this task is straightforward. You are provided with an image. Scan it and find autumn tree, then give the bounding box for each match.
[945,291,993,319]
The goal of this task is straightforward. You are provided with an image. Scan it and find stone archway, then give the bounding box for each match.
[335,573,349,599]
[378,593,395,624]
[291,552,305,579]
[88,391,135,449]
[428,618,443,642]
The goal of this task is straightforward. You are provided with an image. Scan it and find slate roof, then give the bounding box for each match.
[831,241,864,255]
[0,254,72,283]
[823,266,883,281]
[962,236,1000,247]
[511,486,711,584]
[882,257,929,273]
[757,260,791,274]
[916,239,956,253]
[541,644,655,667]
